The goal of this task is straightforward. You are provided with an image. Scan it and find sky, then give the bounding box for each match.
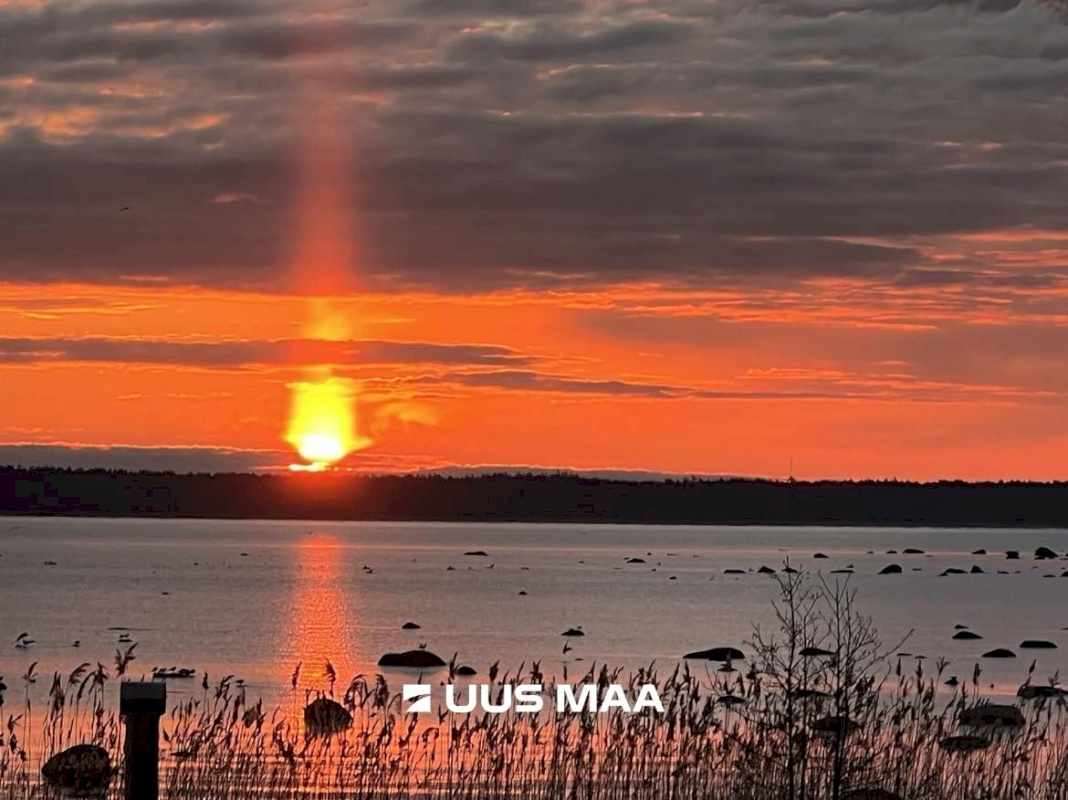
[2,0,1068,479]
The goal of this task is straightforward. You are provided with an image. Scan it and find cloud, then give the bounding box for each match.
[0,0,1067,292]
[0,336,529,368]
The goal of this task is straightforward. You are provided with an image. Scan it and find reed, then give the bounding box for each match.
[4,571,1068,799]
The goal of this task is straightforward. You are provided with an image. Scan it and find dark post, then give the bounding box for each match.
[120,681,166,800]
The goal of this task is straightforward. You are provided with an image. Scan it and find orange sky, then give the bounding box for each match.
[2,0,1068,479]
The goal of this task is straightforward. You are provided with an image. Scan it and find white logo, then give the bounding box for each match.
[402,683,432,713]
[402,683,663,715]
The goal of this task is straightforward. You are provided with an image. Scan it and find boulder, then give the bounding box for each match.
[561,628,585,637]
[972,549,987,555]
[1020,640,1057,649]
[1035,547,1058,560]
[401,621,421,630]
[783,566,799,573]
[626,558,646,564]
[377,650,447,668]
[982,648,1016,658]
[304,698,353,735]
[970,565,984,574]
[939,568,966,576]
[939,734,991,753]
[757,565,776,574]
[813,553,829,559]
[455,665,478,676]
[903,548,925,555]
[683,646,745,661]
[800,647,835,657]
[878,564,903,575]
[953,631,983,640]
[1006,551,1020,560]
[724,568,746,574]
[41,744,112,796]
[959,704,1024,728]
[464,551,489,557]
[831,569,854,574]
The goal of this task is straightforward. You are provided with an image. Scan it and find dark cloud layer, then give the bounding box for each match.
[0,337,527,367]
[1,0,1067,290]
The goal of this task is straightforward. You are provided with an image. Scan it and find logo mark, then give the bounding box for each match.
[403,684,432,713]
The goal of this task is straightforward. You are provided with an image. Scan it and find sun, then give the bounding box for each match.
[296,433,346,465]
[285,372,369,470]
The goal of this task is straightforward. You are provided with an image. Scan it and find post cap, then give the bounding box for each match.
[120,681,167,715]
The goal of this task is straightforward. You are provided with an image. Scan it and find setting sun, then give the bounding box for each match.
[285,372,369,469]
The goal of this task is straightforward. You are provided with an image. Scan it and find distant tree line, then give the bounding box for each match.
[1,466,1067,526]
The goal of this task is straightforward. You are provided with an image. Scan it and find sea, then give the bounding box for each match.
[2,517,1068,711]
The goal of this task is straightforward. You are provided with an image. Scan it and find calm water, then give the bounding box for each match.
[2,517,1068,706]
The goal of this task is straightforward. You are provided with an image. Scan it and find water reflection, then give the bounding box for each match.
[280,533,359,693]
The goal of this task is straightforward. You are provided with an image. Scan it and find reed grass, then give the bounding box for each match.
[4,571,1068,799]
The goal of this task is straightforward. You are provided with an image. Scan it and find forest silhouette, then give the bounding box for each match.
[2,466,1067,526]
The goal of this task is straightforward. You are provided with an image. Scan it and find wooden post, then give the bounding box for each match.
[120,681,166,800]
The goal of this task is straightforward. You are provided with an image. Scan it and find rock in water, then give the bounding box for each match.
[377,650,448,668]
[464,551,489,557]
[940,735,991,753]
[1035,547,1057,560]
[953,631,983,640]
[982,648,1016,658]
[757,565,776,574]
[41,744,112,796]
[561,628,585,637]
[842,790,904,800]
[1006,551,1020,560]
[878,564,902,575]
[401,621,421,630]
[1020,640,1057,649]
[903,548,925,554]
[304,698,353,735]
[811,715,860,737]
[959,704,1024,728]
[972,549,987,555]
[1018,684,1068,700]
[683,646,745,661]
[455,665,478,676]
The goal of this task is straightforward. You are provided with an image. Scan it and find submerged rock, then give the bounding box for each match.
[683,646,745,661]
[561,628,585,637]
[401,621,421,630]
[304,698,353,735]
[1018,684,1068,700]
[724,568,746,574]
[455,665,478,676]
[626,558,646,564]
[464,551,489,557]
[377,650,448,668]
[903,548,925,554]
[1020,640,1057,649]
[972,549,987,555]
[959,704,1024,728]
[41,744,112,796]
[939,568,966,576]
[813,553,829,559]
[878,564,902,575]
[953,631,983,640]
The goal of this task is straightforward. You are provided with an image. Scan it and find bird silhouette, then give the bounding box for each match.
[418,642,427,650]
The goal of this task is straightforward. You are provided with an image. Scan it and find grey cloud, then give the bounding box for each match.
[0,337,529,368]
[1,0,1068,291]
